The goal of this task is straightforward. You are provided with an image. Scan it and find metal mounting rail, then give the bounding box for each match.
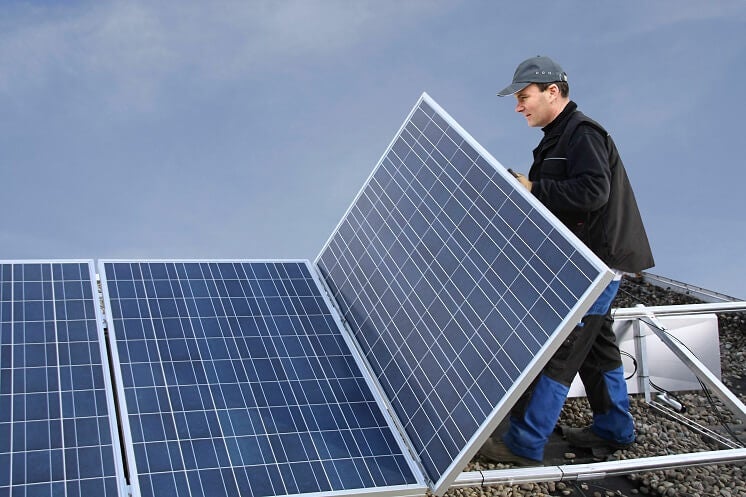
[612,301,746,319]
[453,449,746,488]
[642,272,743,303]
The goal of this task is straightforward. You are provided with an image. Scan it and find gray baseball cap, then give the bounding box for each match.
[497,55,568,97]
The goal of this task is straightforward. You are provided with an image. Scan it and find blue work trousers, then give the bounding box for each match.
[503,280,635,461]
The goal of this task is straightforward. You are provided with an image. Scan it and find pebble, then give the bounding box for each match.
[442,280,746,497]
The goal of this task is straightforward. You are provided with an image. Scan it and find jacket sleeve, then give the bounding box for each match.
[530,125,611,213]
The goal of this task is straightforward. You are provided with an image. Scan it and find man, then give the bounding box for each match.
[479,56,655,465]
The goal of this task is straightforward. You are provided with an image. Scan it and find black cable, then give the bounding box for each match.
[620,349,637,380]
[614,281,743,446]
[649,377,686,413]
[611,285,688,409]
[696,377,743,446]
[640,317,743,447]
[570,481,588,496]
[570,480,635,497]
[610,292,639,383]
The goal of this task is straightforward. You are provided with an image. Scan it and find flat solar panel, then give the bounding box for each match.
[99,260,425,497]
[0,260,125,497]
[316,93,614,494]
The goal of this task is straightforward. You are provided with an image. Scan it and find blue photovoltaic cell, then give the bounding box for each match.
[100,260,422,497]
[0,261,123,497]
[316,93,612,493]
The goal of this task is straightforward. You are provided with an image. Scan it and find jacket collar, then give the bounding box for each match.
[542,100,578,137]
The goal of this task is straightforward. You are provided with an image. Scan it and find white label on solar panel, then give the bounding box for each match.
[99,260,427,497]
[0,260,127,497]
[315,93,614,495]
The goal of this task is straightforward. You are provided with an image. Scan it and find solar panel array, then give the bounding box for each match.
[0,261,124,497]
[316,93,612,493]
[2,94,613,497]
[100,260,423,497]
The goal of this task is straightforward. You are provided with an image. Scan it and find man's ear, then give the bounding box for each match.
[547,83,562,102]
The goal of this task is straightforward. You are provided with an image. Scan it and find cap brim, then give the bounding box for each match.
[497,82,529,97]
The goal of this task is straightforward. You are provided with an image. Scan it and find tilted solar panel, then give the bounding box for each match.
[0,260,125,497]
[316,93,614,494]
[99,260,425,497]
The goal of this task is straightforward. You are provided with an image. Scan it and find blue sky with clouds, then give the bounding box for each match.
[1,1,744,299]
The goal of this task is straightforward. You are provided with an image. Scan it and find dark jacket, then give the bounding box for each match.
[528,101,654,273]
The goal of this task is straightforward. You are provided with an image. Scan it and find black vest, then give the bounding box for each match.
[531,110,655,273]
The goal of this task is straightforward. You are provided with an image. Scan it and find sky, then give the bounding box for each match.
[1,1,744,299]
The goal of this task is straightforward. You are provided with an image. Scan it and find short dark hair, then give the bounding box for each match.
[536,81,569,98]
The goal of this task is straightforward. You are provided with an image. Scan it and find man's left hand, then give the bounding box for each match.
[514,172,533,191]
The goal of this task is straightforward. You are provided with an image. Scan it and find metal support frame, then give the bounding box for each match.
[453,301,746,493]
[631,309,652,403]
[453,449,746,488]
[613,301,746,318]
[642,272,743,303]
[639,310,746,423]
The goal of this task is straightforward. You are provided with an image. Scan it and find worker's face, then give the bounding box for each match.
[514,83,556,128]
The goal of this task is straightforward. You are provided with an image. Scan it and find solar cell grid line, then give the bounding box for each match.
[99,259,427,497]
[315,93,614,495]
[0,260,126,497]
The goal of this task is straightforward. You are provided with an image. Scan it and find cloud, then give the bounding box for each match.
[0,0,452,113]
[0,2,174,113]
[628,1,745,32]
[569,1,746,44]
